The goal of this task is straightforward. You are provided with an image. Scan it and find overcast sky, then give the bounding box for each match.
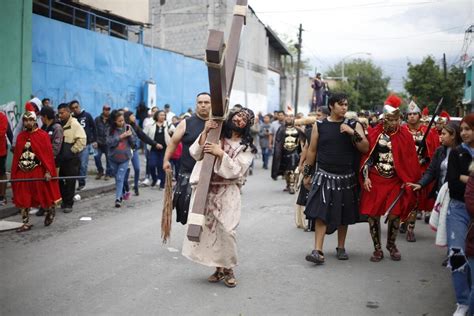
[250,0,473,91]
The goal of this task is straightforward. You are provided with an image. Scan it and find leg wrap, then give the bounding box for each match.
[20,208,30,225]
[387,217,400,248]
[285,171,296,193]
[368,217,382,251]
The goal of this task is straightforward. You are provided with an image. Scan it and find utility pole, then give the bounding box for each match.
[442,53,447,80]
[294,24,303,113]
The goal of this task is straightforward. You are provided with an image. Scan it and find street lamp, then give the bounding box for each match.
[341,52,371,81]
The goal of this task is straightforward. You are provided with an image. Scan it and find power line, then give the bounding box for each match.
[155,1,446,15]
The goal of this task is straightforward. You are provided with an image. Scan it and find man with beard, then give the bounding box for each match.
[182,107,256,288]
[163,92,211,225]
[303,94,369,264]
[359,95,421,262]
[401,100,440,242]
[271,114,305,194]
[11,111,61,232]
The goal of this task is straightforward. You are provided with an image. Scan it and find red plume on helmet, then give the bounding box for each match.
[422,107,429,116]
[438,110,451,122]
[24,102,37,113]
[383,94,402,114]
[440,111,450,119]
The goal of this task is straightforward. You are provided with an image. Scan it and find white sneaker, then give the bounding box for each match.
[141,178,151,186]
[453,304,469,316]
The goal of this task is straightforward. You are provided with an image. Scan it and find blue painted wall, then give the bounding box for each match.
[32,14,209,117]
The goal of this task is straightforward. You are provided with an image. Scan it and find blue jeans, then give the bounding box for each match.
[149,149,165,188]
[261,147,272,169]
[123,150,140,193]
[94,144,113,177]
[78,145,92,186]
[110,160,129,201]
[447,198,471,305]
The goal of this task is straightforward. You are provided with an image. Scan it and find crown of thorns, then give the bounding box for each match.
[237,108,255,126]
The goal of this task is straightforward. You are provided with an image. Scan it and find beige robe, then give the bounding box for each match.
[182,136,253,268]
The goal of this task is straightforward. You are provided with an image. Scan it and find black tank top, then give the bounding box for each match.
[316,118,357,173]
[180,114,205,173]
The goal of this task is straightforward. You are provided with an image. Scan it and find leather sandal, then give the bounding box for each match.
[207,269,224,283]
[44,208,55,227]
[305,250,325,265]
[336,247,349,260]
[16,224,33,233]
[223,268,237,288]
[387,245,401,261]
[370,249,384,262]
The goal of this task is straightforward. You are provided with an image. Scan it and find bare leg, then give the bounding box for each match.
[337,225,348,248]
[314,219,327,251]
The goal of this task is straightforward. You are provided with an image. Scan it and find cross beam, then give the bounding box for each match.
[186,0,247,242]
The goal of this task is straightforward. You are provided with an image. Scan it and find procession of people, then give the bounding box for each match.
[1,91,473,314]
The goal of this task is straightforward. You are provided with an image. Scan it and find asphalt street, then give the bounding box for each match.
[1,163,454,315]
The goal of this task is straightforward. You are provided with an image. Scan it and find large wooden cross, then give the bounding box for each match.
[186,0,248,242]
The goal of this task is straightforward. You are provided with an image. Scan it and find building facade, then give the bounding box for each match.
[144,0,292,114]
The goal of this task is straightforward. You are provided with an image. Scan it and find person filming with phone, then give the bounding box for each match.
[107,110,136,208]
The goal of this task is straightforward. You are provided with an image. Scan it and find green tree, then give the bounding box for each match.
[404,56,464,115]
[326,59,390,112]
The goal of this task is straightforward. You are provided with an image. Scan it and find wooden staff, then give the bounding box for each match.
[0,176,86,183]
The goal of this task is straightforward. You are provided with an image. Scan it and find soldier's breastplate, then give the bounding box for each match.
[18,139,41,172]
[411,130,424,160]
[283,127,298,151]
[374,134,395,178]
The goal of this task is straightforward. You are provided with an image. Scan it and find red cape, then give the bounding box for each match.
[359,124,421,218]
[403,124,440,161]
[403,124,440,210]
[361,123,421,185]
[11,128,61,208]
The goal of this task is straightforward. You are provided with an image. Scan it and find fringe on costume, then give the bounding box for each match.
[161,170,174,243]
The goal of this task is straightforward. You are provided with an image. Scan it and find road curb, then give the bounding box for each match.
[0,183,117,220]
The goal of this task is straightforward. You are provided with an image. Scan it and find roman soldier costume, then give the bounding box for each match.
[359,95,421,262]
[402,101,440,241]
[271,120,303,194]
[11,111,62,232]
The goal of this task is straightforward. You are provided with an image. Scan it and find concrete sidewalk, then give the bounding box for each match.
[0,151,148,219]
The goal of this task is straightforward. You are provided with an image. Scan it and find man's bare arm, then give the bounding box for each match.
[163,119,186,171]
[354,122,369,154]
[304,124,318,169]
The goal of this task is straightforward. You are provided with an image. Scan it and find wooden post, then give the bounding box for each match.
[186,0,247,242]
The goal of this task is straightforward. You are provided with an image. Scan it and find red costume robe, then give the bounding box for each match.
[403,124,440,211]
[11,128,61,208]
[359,124,421,219]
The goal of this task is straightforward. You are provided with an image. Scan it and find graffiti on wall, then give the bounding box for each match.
[0,101,21,130]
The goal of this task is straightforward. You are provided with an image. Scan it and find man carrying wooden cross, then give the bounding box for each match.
[181,107,256,287]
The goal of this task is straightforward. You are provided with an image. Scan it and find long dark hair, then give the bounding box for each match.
[109,110,124,136]
[222,109,257,154]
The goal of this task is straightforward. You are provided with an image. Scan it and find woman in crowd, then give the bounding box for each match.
[445,113,474,316]
[107,110,136,208]
[144,110,170,189]
[123,111,158,196]
[408,123,461,211]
